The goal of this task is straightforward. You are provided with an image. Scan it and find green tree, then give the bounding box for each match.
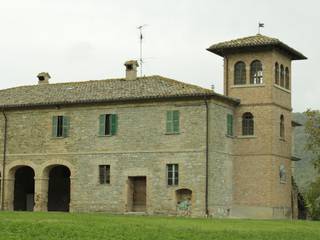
[306,178,320,220]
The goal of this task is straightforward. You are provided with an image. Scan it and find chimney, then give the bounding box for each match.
[124,60,139,80]
[37,72,51,84]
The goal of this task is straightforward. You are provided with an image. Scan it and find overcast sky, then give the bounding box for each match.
[0,0,318,112]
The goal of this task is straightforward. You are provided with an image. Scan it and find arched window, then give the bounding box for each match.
[285,67,290,89]
[242,112,254,136]
[275,62,279,85]
[280,115,285,138]
[234,61,246,85]
[280,64,284,87]
[250,60,263,84]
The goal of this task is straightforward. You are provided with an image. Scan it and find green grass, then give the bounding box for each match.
[0,212,319,240]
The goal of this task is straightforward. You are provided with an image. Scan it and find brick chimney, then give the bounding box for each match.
[37,72,51,84]
[124,60,139,80]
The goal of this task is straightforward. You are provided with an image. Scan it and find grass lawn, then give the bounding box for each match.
[0,212,319,240]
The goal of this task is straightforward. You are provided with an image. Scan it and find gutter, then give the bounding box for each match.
[1,109,7,210]
[204,98,209,216]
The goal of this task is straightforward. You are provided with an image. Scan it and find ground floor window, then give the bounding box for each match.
[167,164,179,186]
[99,165,110,184]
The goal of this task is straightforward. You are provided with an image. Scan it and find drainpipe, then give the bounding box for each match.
[204,98,209,216]
[1,109,7,211]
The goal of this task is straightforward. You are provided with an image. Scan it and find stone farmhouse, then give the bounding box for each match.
[0,34,306,218]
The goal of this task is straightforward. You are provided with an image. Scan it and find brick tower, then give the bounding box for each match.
[207,34,306,218]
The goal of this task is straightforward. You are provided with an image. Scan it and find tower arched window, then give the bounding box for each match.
[234,61,246,85]
[275,62,279,85]
[250,60,263,84]
[280,64,284,87]
[280,115,285,139]
[242,112,254,136]
[285,67,290,89]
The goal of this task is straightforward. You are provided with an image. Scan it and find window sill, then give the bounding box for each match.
[237,135,256,139]
[231,84,265,89]
[226,134,235,138]
[165,132,180,135]
[98,135,114,137]
[280,180,287,184]
[51,136,67,139]
[274,84,291,93]
[279,138,286,142]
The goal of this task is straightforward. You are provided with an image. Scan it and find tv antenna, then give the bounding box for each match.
[137,24,147,77]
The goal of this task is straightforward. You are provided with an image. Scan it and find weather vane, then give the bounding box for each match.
[258,22,264,34]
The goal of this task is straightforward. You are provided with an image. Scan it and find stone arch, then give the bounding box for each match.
[176,188,192,216]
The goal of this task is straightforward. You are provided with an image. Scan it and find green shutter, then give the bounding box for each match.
[63,116,70,137]
[166,111,173,133]
[52,116,58,137]
[173,111,180,133]
[99,114,106,136]
[111,114,118,135]
[227,114,233,136]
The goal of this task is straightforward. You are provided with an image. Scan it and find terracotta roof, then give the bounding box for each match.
[0,75,239,109]
[207,34,307,60]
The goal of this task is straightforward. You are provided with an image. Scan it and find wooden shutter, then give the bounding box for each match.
[111,114,118,135]
[173,111,180,133]
[166,111,173,133]
[63,116,70,137]
[99,114,106,136]
[52,116,58,137]
[99,165,105,184]
[227,114,233,136]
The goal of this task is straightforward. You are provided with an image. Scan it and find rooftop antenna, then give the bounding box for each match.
[258,22,264,34]
[137,24,147,77]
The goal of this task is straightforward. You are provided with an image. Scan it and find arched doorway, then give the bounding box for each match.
[47,165,71,212]
[13,166,35,211]
[176,188,192,216]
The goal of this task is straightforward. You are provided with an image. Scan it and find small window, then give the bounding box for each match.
[166,110,180,134]
[275,62,279,85]
[99,114,118,136]
[167,164,179,186]
[279,164,286,183]
[99,165,110,184]
[227,114,234,136]
[280,115,285,139]
[242,112,254,136]
[234,61,246,85]
[52,115,69,138]
[250,60,263,84]
[280,64,284,87]
[285,67,290,89]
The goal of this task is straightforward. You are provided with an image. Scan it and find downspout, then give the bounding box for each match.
[204,98,209,216]
[1,109,7,210]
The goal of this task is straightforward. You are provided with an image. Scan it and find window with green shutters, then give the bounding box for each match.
[52,116,70,138]
[166,110,180,134]
[227,114,234,136]
[99,114,118,136]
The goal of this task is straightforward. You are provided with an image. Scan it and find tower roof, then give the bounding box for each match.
[207,34,307,60]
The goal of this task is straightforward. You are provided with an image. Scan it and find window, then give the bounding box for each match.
[285,67,290,89]
[279,164,286,183]
[275,62,279,85]
[242,112,254,136]
[99,114,118,136]
[166,110,180,134]
[52,116,69,137]
[227,114,234,136]
[280,115,285,139]
[250,60,263,84]
[234,61,246,85]
[280,64,284,87]
[99,165,110,184]
[167,164,179,186]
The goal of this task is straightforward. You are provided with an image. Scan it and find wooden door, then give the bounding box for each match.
[132,177,146,212]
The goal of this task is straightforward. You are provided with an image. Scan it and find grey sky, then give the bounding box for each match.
[0,0,318,112]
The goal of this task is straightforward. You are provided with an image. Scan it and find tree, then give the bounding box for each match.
[304,110,320,171]
[305,177,320,220]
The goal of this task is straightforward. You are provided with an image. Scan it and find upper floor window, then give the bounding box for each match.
[275,62,279,85]
[227,114,234,136]
[279,164,287,183]
[166,110,180,134]
[250,60,263,84]
[234,61,246,85]
[52,115,69,138]
[280,64,285,87]
[167,164,179,186]
[280,115,285,139]
[285,67,290,89]
[99,114,118,136]
[99,165,110,184]
[242,112,254,136]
